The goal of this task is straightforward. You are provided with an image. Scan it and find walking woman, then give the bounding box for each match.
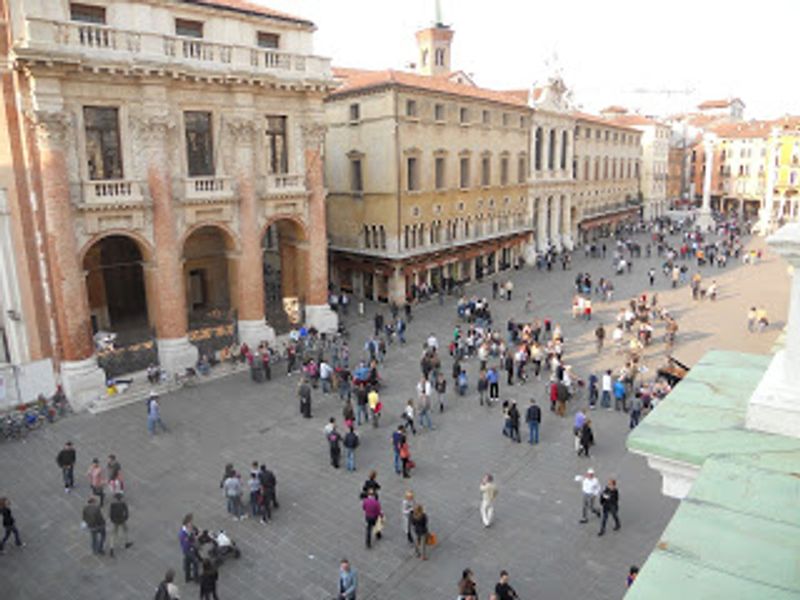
[199,558,219,600]
[411,504,429,560]
[399,439,412,478]
[480,474,498,527]
[401,490,415,544]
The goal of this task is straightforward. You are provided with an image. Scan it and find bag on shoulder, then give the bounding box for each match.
[154,582,170,600]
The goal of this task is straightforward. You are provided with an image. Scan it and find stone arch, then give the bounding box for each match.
[261,216,310,332]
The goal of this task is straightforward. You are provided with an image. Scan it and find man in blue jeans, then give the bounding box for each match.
[525,398,541,444]
[82,497,106,555]
[391,426,406,474]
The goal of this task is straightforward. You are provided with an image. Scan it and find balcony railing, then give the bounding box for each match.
[81,179,144,205]
[183,176,234,202]
[22,18,331,81]
[260,173,306,196]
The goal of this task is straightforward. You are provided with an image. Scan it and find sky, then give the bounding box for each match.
[260,0,799,120]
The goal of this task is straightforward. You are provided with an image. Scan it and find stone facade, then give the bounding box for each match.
[0,0,335,406]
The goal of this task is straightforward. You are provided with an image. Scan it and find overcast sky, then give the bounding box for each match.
[262,0,798,120]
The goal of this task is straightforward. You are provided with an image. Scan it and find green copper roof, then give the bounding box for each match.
[625,350,800,599]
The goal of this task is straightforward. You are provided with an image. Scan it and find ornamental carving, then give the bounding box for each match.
[31,110,73,149]
[224,115,259,145]
[130,112,177,147]
[301,122,327,150]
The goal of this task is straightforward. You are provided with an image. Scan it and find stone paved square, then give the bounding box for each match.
[0,230,786,600]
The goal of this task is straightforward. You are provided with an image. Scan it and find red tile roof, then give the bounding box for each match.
[608,114,666,128]
[698,98,742,110]
[181,0,313,26]
[710,120,772,139]
[601,105,628,114]
[328,67,530,109]
[573,111,641,133]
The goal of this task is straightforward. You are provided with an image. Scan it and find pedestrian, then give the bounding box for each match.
[0,497,24,554]
[747,306,757,332]
[199,558,219,600]
[477,369,488,406]
[598,479,621,536]
[223,471,245,520]
[613,378,627,412]
[399,438,413,478]
[435,373,447,413]
[343,426,359,472]
[107,454,124,496]
[179,513,199,583]
[576,468,602,524]
[154,568,180,600]
[338,558,358,600]
[594,324,605,353]
[601,370,612,409]
[401,490,415,544]
[361,488,382,549]
[495,570,520,600]
[417,387,433,431]
[403,399,417,435]
[298,378,313,418]
[411,504,429,560]
[629,393,643,429]
[258,464,279,521]
[361,470,381,500]
[525,398,541,444]
[627,565,639,588]
[82,496,106,555]
[56,441,76,493]
[578,419,594,457]
[480,473,498,527]
[487,367,500,404]
[87,457,106,507]
[458,569,478,600]
[327,424,342,469]
[648,267,655,287]
[508,401,521,442]
[368,386,382,427]
[391,425,406,474]
[147,392,168,434]
[108,493,133,557]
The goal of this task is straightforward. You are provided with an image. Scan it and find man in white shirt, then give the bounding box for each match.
[576,468,602,523]
[601,370,613,409]
[426,333,438,351]
[319,360,333,394]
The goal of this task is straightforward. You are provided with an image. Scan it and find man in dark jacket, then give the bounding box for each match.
[56,441,76,492]
[525,399,541,445]
[598,479,620,536]
[298,378,312,418]
[508,401,521,443]
[108,493,133,557]
[82,497,106,555]
[258,465,279,521]
[328,426,342,469]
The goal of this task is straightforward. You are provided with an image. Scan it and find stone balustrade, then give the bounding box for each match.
[81,179,144,205]
[22,18,331,81]
[183,176,235,202]
[260,173,306,197]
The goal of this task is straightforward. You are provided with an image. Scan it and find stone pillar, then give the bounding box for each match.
[536,197,547,252]
[697,133,715,231]
[302,122,338,333]
[34,111,104,408]
[136,110,198,373]
[561,194,573,250]
[227,117,275,347]
[388,267,406,305]
[746,223,800,438]
[758,128,780,235]
[549,195,562,250]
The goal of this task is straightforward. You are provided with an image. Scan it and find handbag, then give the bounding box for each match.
[407,459,416,470]
[373,515,385,534]
[426,532,437,546]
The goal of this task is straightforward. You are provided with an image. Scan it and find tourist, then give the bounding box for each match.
[56,441,76,493]
[0,497,24,554]
[487,366,500,404]
[598,479,621,536]
[179,514,199,583]
[361,488,382,549]
[525,398,541,445]
[747,306,757,332]
[627,565,639,588]
[458,568,478,600]
[576,468,602,524]
[154,569,180,600]
[199,558,219,600]
[108,493,133,557]
[399,437,413,478]
[480,473,498,527]
[338,558,358,600]
[477,368,489,405]
[343,426,359,472]
[601,370,613,409]
[401,490,415,544]
[82,496,106,555]
[411,504,429,560]
[507,401,521,443]
[147,392,168,434]
[435,372,447,412]
[494,570,520,600]
[361,471,381,501]
[629,393,643,429]
[578,419,594,458]
[298,378,313,418]
[87,458,106,508]
[594,324,605,353]
[368,386,381,427]
[327,423,342,469]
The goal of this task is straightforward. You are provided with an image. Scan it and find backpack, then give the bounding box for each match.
[154,582,170,600]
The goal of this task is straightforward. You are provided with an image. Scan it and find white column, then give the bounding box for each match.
[758,128,779,235]
[0,191,29,365]
[696,133,715,231]
[746,223,800,438]
[561,194,573,249]
[536,197,548,252]
[549,195,561,250]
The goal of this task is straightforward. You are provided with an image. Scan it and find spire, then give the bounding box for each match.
[434,0,445,28]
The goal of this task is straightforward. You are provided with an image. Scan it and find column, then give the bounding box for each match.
[535,197,546,252]
[561,194,573,249]
[228,116,275,347]
[34,111,104,407]
[746,223,800,437]
[549,195,562,250]
[302,122,338,333]
[137,109,198,373]
[388,266,406,305]
[697,133,715,231]
[758,128,779,235]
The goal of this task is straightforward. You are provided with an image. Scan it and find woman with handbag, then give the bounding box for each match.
[411,504,429,560]
[399,440,412,479]
[401,490,415,544]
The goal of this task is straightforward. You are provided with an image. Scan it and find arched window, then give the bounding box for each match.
[584,157,590,180]
[603,157,609,179]
[548,129,556,170]
[534,127,543,171]
[594,157,600,180]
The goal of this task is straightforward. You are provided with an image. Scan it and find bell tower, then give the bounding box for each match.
[415,0,453,77]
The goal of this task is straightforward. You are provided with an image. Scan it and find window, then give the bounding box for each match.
[548,129,556,170]
[596,129,601,139]
[502,113,510,127]
[349,103,360,122]
[460,157,470,188]
[84,106,122,180]
[350,158,363,192]
[501,156,509,185]
[435,157,446,190]
[184,111,214,177]
[635,161,640,178]
[520,115,525,128]
[406,99,418,118]
[481,156,491,187]
[604,130,609,141]
[70,3,106,23]
[435,47,446,66]
[257,32,280,49]
[379,226,386,249]
[560,130,568,169]
[482,110,490,125]
[407,157,419,191]
[585,127,591,139]
[595,157,600,180]
[603,157,608,179]
[517,155,526,183]
[583,157,590,181]
[175,18,203,38]
[265,115,288,174]
[434,103,445,122]
[534,128,543,171]
[460,107,469,124]
[365,225,372,249]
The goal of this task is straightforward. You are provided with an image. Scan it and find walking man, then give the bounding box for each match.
[361,489,382,549]
[601,370,613,409]
[576,468,602,524]
[525,399,541,445]
[82,497,106,555]
[87,458,106,507]
[147,393,168,434]
[508,401,521,442]
[328,424,342,469]
[392,425,406,475]
[343,426,359,472]
[179,514,199,583]
[494,570,520,600]
[0,497,24,554]
[108,493,133,557]
[338,558,358,600]
[598,479,621,536]
[56,441,76,493]
[298,378,313,418]
[479,474,498,527]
